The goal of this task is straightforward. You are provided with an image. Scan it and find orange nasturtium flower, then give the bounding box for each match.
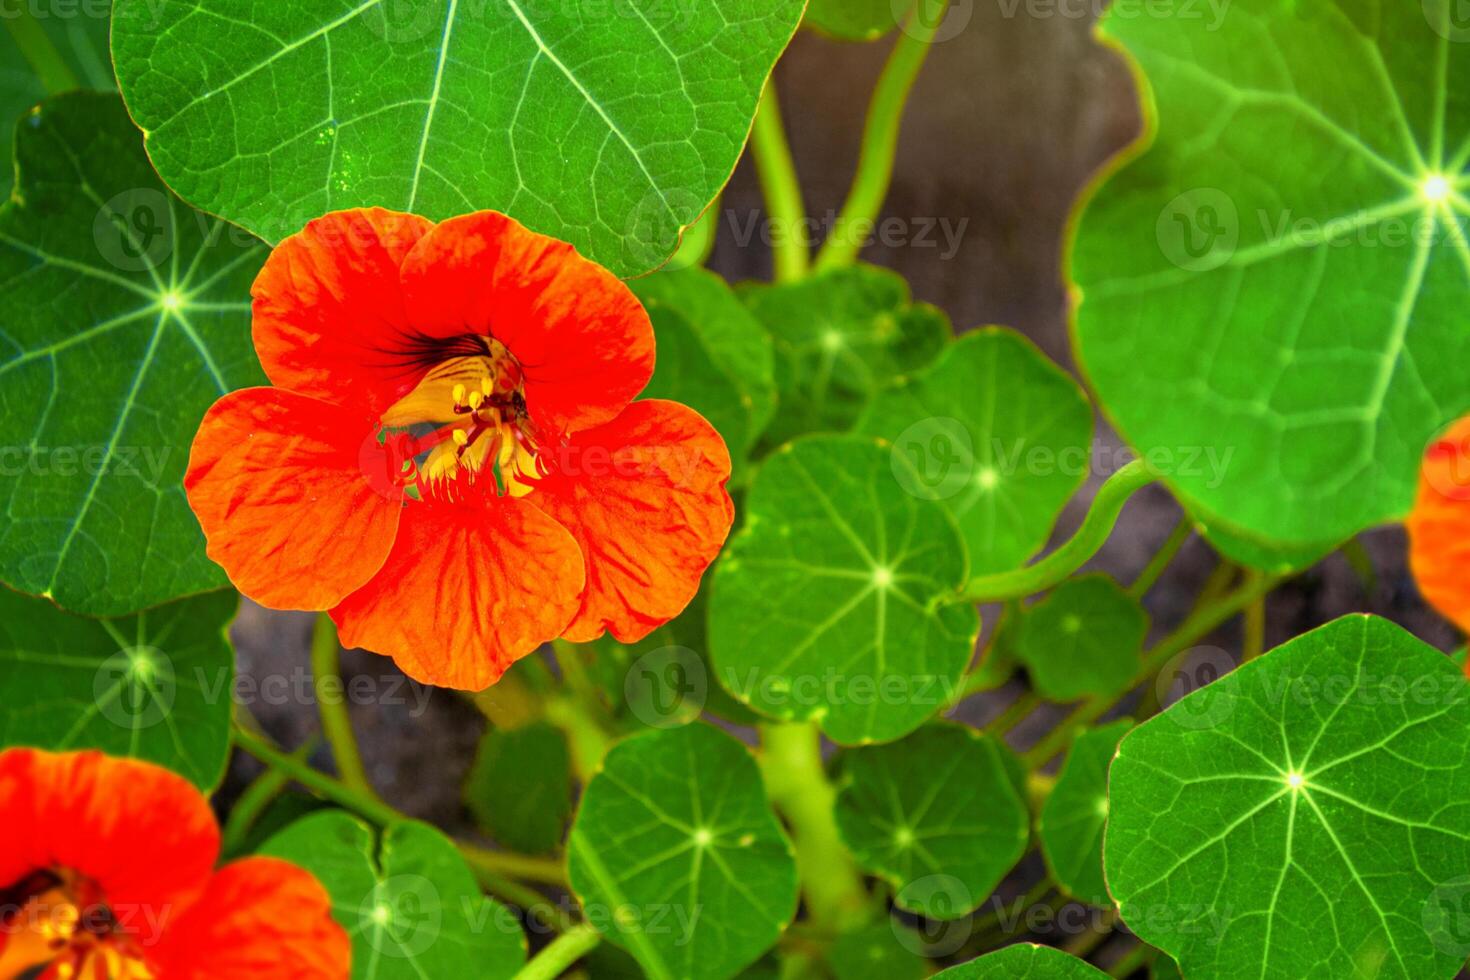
[1408,415,1470,654]
[186,209,733,690]
[0,748,347,979]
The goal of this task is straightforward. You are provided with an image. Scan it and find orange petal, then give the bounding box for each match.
[185,388,404,611]
[149,857,350,980]
[1408,415,1470,636]
[252,208,435,414]
[0,749,217,935]
[398,211,654,438]
[331,496,586,690]
[530,400,734,643]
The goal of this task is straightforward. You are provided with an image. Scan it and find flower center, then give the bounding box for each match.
[0,869,154,980]
[379,342,544,501]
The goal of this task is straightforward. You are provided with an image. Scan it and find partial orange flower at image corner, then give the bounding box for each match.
[1407,413,1470,675]
[184,208,735,692]
[0,747,348,979]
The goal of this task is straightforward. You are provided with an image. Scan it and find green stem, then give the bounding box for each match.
[1023,572,1282,769]
[1062,907,1117,958]
[671,195,720,269]
[220,736,319,857]
[951,461,1157,603]
[3,10,78,95]
[983,691,1037,736]
[310,615,378,801]
[512,923,602,980]
[749,82,810,281]
[457,842,567,886]
[544,695,613,783]
[758,722,869,933]
[1107,942,1157,978]
[1128,517,1192,599]
[1241,593,1266,662]
[815,0,950,271]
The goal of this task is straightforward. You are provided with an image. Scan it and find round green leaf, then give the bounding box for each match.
[0,587,235,788]
[934,943,1110,979]
[567,723,798,980]
[0,9,113,167]
[824,922,929,980]
[630,266,778,449]
[464,720,571,854]
[834,724,1030,919]
[1037,718,1133,907]
[1072,0,1470,547]
[1016,575,1147,702]
[804,0,901,41]
[708,436,979,744]
[1106,615,1470,979]
[110,0,805,277]
[855,327,1094,576]
[640,302,750,475]
[1192,511,1336,574]
[0,91,266,614]
[260,811,527,980]
[739,265,950,450]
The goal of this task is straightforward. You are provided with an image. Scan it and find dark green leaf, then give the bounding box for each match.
[110,0,805,277]
[933,943,1110,978]
[567,723,798,980]
[0,587,235,788]
[856,328,1093,575]
[464,720,571,854]
[834,724,1030,919]
[824,922,929,980]
[804,0,901,41]
[709,436,979,744]
[0,91,266,614]
[0,8,113,166]
[1107,615,1470,979]
[640,302,751,478]
[1016,576,1147,702]
[1037,718,1133,907]
[260,811,527,980]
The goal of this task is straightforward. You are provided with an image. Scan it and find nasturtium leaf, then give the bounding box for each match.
[1071,0,1470,547]
[0,91,266,614]
[833,724,1030,919]
[1151,958,1183,980]
[708,436,979,744]
[260,811,526,980]
[1192,510,1335,574]
[110,0,805,278]
[639,303,750,476]
[0,587,235,789]
[1037,718,1132,907]
[804,0,901,41]
[464,720,571,854]
[855,328,1093,575]
[567,723,798,980]
[0,8,113,167]
[587,586,759,729]
[739,265,950,450]
[933,943,1110,979]
[1107,615,1470,980]
[825,922,929,980]
[1016,575,1147,702]
[221,792,331,859]
[630,266,778,447]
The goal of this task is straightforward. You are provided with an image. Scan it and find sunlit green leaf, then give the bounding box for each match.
[1016,576,1147,701]
[709,436,979,744]
[1107,615,1470,979]
[740,265,950,450]
[834,724,1030,919]
[856,328,1093,576]
[1037,718,1133,907]
[933,943,1109,978]
[1072,0,1470,546]
[567,723,798,980]
[464,720,571,854]
[0,587,235,788]
[0,91,266,614]
[261,811,526,980]
[110,0,805,277]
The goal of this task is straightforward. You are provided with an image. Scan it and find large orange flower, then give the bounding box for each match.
[1408,415,1470,652]
[0,748,347,979]
[186,209,733,690]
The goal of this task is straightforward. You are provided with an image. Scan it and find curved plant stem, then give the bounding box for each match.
[1023,571,1282,769]
[815,0,951,271]
[1107,941,1158,978]
[1128,516,1192,598]
[310,615,378,801]
[3,11,77,95]
[750,82,810,281]
[457,842,568,886]
[758,722,869,933]
[220,735,319,856]
[950,460,1157,604]
[984,691,1037,735]
[1062,907,1117,958]
[512,923,602,980]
